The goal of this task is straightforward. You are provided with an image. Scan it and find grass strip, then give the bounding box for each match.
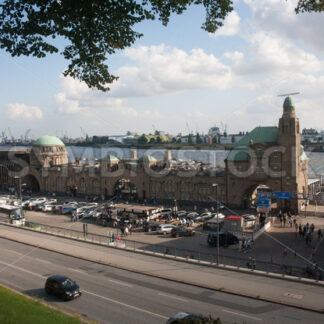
[0,285,86,324]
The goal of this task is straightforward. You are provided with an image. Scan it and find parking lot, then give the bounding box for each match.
[1,193,323,278]
[21,206,323,275]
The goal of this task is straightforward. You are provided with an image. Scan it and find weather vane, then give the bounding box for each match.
[277,92,300,97]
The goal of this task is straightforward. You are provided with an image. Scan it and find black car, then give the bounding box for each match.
[207,232,239,247]
[45,275,81,300]
[171,227,195,238]
[143,221,161,232]
[167,312,202,323]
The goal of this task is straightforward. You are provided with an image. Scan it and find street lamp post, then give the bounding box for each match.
[14,176,22,201]
[212,183,219,265]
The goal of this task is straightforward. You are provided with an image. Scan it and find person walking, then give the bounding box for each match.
[310,223,315,233]
[252,258,256,270]
[317,228,322,240]
[299,225,303,239]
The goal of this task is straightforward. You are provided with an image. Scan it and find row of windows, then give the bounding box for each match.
[40,146,65,153]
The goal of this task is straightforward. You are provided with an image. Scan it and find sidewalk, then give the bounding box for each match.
[1,223,324,313]
[20,210,324,274]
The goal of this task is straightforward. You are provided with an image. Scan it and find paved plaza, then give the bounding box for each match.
[22,207,324,275]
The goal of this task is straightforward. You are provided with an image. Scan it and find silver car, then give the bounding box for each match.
[156,224,176,234]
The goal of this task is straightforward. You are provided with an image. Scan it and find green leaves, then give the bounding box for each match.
[295,0,324,14]
[0,0,234,91]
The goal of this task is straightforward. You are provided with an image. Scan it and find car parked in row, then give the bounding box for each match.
[156,224,176,235]
[207,231,239,247]
[171,227,195,238]
[22,197,47,210]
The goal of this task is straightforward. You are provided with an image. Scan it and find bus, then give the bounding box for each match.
[0,204,25,225]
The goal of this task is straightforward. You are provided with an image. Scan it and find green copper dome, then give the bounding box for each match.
[283,96,294,108]
[33,135,64,146]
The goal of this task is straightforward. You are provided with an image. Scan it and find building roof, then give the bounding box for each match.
[226,126,278,162]
[283,96,294,108]
[234,127,278,147]
[33,135,64,146]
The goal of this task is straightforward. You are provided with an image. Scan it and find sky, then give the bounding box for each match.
[1,0,324,140]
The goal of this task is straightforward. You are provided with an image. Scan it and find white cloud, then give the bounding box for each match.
[229,31,322,77]
[55,76,162,132]
[110,44,233,97]
[244,0,324,53]
[5,103,43,120]
[212,11,241,37]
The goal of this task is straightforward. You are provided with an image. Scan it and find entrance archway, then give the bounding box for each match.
[113,179,137,200]
[23,174,40,194]
[242,184,276,210]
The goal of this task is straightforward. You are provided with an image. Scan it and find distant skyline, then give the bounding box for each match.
[1,0,324,139]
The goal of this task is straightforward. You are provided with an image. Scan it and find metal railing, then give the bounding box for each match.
[12,220,321,280]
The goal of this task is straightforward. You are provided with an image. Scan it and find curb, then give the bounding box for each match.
[1,234,323,314]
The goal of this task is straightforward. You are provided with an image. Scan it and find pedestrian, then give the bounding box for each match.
[242,239,247,253]
[252,258,256,270]
[317,228,322,240]
[295,222,298,232]
[283,217,286,227]
[247,239,251,250]
[311,223,315,233]
[302,226,306,239]
[124,226,129,236]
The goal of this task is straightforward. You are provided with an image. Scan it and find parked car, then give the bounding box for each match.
[167,312,202,323]
[171,227,195,238]
[156,224,176,235]
[207,232,239,247]
[41,204,56,212]
[175,211,187,218]
[159,208,173,217]
[61,202,78,214]
[186,212,199,218]
[45,275,81,300]
[24,197,47,210]
[144,221,161,232]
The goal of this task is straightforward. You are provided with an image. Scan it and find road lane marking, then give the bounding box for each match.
[0,260,168,320]
[222,309,262,321]
[280,314,301,321]
[283,292,303,300]
[84,290,168,320]
[158,292,188,302]
[67,268,87,275]
[108,279,133,287]
[0,248,23,256]
[0,260,45,279]
[35,258,52,264]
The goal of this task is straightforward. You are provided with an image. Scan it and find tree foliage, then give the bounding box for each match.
[0,0,233,91]
[295,0,324,13]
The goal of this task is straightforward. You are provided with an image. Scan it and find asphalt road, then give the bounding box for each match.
[0,238,323,324]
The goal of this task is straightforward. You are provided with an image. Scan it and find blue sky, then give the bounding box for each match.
[1,0,324,140]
